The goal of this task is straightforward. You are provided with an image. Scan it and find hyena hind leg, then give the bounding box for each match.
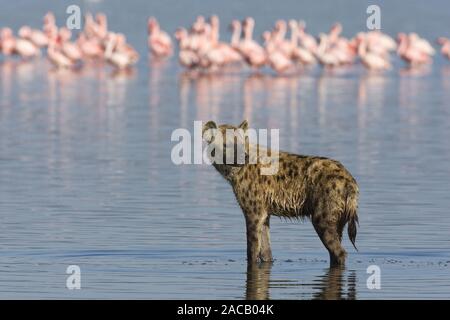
[312,212,347,267]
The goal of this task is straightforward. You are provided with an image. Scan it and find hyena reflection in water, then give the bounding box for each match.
[202,120,359,267]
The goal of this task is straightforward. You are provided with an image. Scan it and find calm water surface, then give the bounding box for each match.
[1,0,450,299]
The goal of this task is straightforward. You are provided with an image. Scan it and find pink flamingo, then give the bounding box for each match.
[315,33,340,68]
[82,12,108,41]
[297,21,318,54]
[44,24,75,69]
[324,23,356,65]
[104,32,138,69]
[230,20,242,49]
[94,13,108,40]
[191,15,241,70]
[209,15,241,65]
[263,31,293,74]
[18,26,48,48]
[115,33,139,63]
[408,33,435,56]
[58,27,83,61]
[47,36,75,69]
[0,28,16,56]
[47,44,74,69]
[175,28,200,69]
[357,32,389,58]
[148,17,173,57]
[272,20,294,57]
[14,38,40,59]
[327,23,343,45]
[366,31,397,53]
[397,33,431,66]
[437,37,450,60]
[43,12,56,37]
[197,17,226,70]
[83,13,97,38]
[238,17,266,70]
[77,33,103,58]
[357,34,391,71]
[5,28,40,59]
[288,20,316,65]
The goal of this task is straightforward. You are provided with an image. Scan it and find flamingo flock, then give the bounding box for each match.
[1,13,450,75]
[0,12,139,70]
[173,16,450,74]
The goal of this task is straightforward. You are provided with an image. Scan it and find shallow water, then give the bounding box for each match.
[1,0,450,299]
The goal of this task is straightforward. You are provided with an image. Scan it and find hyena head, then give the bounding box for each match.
[202,120,250,166]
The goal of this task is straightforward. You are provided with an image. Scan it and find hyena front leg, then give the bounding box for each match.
[259,216,273,262]
[244,209,268,264]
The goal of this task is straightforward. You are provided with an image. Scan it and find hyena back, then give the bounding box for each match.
[202,120,359,267]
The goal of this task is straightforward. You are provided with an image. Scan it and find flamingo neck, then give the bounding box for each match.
[231,24,241,46]
[290,25,298,47]
[358,41,366,57]
[244,22,253,42]
[211,23,219,44]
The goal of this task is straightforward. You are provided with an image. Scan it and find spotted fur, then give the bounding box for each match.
[202,120,359,266]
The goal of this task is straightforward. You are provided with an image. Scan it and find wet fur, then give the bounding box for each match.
[203,120,359,267]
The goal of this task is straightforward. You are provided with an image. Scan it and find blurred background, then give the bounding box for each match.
[0,0,450,299]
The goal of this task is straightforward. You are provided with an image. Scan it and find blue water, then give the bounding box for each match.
[1,0,450,299]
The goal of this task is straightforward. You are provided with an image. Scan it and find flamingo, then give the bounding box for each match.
[437,37,450,60]
[83,13,97,38]
[175,28,200,69]
[0,28,16,56]
[272,20,294,57]
[47,38,75,69]
[263,31,293,74]
[43,12,56,37]
[397,33,431,66]
[18,26,48,48]
[148,17,173,57]
[297,21,318,54]
[3,27,41,59]
[58,27,83,61]
[230,20,242,49]
[238,17,266,70]
[115,33,139,63]
[209,15,241,65]
[95,13,108,40]
[327,23,343,46]
[14,38,40,58]
[315,33,340,68]
[77,33,103,58]
[409,33,435,56]
[288,20,316,65]
[104,33,138,69]
[357,34,391,71]
[367,30,397,52]
[323,23,357,65]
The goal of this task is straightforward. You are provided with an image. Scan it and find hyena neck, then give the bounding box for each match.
[213,163,242,182]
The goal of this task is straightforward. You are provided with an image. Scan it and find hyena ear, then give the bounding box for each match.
[238,120,249,130]
[202,121,217,142]
[203,121,217,133]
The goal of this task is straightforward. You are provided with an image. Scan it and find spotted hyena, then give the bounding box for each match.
[202,120,359,267]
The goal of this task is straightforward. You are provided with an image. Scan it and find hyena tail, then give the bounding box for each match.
[345,190,359,251]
